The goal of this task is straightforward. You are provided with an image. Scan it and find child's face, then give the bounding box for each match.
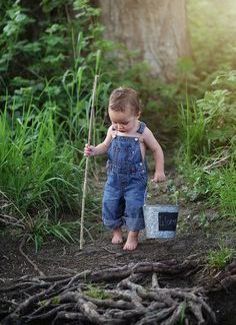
[109,108,139,133]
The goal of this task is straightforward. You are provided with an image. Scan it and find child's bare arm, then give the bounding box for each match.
[143,127,166,182]
[84,126,112,157]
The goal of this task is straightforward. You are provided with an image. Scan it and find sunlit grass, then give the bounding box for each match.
[0,102,83,217]
[208,166,236,218]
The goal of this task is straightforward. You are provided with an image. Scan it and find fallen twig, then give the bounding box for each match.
[1,259,219,324]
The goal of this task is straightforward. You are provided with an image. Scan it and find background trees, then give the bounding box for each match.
[95,0,191,80]
[0,0,235,246]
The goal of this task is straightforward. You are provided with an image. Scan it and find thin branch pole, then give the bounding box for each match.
[80,75,99,250]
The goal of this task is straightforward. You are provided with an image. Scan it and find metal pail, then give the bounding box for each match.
[143,204,179,239]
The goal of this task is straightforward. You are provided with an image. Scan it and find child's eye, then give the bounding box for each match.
[113,121,129,126]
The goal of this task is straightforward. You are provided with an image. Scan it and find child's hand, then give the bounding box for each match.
[84,144,96,157]
[152,171,166,183]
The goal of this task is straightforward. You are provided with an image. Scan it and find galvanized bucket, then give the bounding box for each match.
[143,204,179,239]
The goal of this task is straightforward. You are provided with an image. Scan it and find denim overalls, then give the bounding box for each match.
[102,122,147,231]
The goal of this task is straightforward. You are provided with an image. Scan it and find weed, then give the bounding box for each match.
[179,99,206,164]
[177,70,235,234]
[84,284,110,300]
[207,245,235,270]
[25,215,80,252]
[198,211,210,229]
[208,167,236,218]
[178,302,187,324]
[0,105,83,216]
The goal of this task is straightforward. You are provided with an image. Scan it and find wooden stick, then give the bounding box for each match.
[80,75,99,250]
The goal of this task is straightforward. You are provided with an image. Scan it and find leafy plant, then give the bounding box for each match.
[178,71,235,224]
[179,72,235,163]
[0,0,114,121]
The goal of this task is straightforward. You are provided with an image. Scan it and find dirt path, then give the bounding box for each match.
[0,164,236,324]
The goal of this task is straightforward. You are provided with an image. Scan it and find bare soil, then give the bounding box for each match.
[0,165,235,324]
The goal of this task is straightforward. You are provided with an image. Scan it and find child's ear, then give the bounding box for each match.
[137,112,141,119]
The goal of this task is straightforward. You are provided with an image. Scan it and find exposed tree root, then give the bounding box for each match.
[209,260,236,291]
[2,258,232,324]
[1,259,235,324]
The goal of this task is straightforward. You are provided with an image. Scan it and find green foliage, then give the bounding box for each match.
[179,164,209,202]
[0,0,112,117]
[179,100,206,163]
[84,284,110,300]
[208,167,236,217]
[179,72,236,163]
[178,302,187,325]
[26,217,80,252]
[0,0,115,249]
[0,104,83,217]
[1,0,235,248]
[207,245,235,269]
[178,71,236,219]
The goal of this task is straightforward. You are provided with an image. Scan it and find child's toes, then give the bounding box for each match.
[123,240,138,251]
[111,236,123,244]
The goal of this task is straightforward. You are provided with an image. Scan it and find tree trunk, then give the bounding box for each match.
[95,0,191,80]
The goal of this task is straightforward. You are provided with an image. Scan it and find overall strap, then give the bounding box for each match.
[137,122,146,134]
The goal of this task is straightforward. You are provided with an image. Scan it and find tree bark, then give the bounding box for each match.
[95,0,191,80]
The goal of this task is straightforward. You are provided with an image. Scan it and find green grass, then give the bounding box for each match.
[0,104,83,217]
[179,99,206,163]
[1,0,236,252]
[207,245,235,269]
[26,217,80,252]
[0,74,107,250]
[208,166,236,218]
[178,71,235,234]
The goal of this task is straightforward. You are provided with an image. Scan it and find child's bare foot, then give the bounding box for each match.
[112,228,123,244]
[123,231,139,251]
